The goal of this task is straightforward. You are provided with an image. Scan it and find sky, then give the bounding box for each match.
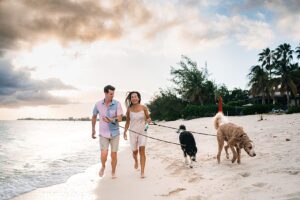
[0,0,299,120]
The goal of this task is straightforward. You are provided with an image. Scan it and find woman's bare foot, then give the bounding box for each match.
[140,173,146,178]
[111,173,117,179]
[99,166,105,177]
[134,161,138,170]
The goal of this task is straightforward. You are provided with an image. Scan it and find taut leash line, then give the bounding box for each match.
[150,123,216,137]
[117,124,184,146]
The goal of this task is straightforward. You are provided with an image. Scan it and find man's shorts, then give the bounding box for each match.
[99,135,120,152]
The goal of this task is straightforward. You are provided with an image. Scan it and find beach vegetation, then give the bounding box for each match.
[148,43,300,121]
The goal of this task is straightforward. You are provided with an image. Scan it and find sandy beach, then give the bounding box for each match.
[13,113,300,200]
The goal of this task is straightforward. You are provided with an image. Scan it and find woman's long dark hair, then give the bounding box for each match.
[125,91,141,108]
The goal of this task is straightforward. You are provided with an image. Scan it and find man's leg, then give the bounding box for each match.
[99,136,109,177]
[111,152,117,178]
[110,135,120,179]
[99,150,108,177]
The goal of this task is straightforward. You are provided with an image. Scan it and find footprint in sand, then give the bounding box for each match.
[285,191,300,200]
[188,176,202,183]
[160,188,186,197]
[239,172,250,177]
[252,182,267,188]
[171,167,184,175]
[287,170,299,175]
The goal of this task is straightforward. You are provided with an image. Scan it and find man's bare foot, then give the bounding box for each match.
[99,167,105,177]
[111,173,117,179]
[140,173,146,178]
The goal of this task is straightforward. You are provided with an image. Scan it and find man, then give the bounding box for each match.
[92,85,123,179]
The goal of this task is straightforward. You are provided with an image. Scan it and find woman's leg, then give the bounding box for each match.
[133,150,139,169]
[139,146,146,178]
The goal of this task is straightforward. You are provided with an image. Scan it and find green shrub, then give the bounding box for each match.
[182,104,276,119]
[223,105,243,115]
[226,100,247,107]
[287,106,300,114]
[147,89,187,121]
[242,104,274,115]
[182,104,217,119]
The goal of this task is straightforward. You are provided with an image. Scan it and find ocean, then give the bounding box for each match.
[0,120,120,200]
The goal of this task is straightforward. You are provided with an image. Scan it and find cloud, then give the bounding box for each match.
[0,59,76,107]
[215,15,274,49]
[0,0,151,52]
[266,0,300,40]
[140,4,274,50]
[233,0,300,40]
[0,0,296,54]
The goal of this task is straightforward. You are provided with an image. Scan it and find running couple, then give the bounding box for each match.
[91,85,152,179]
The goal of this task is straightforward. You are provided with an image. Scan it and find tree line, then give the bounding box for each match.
[248,43,300,108]
[147,43,300,121]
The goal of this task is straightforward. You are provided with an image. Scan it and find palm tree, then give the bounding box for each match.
[296,44,300,60]
[248,65,268,104]
[274,43,297,109]
[258,47,275,103]
[258,48,275,79]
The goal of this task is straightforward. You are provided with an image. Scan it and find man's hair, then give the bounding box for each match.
[104,85,115,93]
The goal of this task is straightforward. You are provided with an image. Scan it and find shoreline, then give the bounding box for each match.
[12,114,300,200]
[11,138,129,200]
[12,162,100,200]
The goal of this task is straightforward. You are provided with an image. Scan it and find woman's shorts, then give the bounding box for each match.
[129,132,147,151]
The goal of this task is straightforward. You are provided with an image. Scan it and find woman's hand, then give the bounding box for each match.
[123,132,128,140]
[146,118,152,124]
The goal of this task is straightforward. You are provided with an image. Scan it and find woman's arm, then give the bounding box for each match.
[123,109,130,140]
[143,105,152,123]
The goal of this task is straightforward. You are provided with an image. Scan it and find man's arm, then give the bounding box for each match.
[103,102,123,123]
[91,114,97,139]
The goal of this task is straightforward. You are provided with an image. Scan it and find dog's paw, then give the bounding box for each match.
[185,159,189,165]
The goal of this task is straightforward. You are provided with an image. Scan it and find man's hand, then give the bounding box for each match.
[102,117,113,123]
[92,129,96,139]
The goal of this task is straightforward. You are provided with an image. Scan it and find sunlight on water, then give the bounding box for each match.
[0,120,126,200]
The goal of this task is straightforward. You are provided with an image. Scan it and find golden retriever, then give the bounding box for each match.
[213,112,256,164]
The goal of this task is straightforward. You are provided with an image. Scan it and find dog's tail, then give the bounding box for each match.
[213,112,228,130]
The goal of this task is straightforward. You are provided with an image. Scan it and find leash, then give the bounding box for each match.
[117,124,184,147]
[150,122,216,137]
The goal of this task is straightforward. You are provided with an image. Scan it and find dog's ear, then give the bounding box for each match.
[179,125,186,130]
[237,132,244,139]
[238,142,244,148]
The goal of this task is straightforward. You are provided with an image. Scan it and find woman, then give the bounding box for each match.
[123,91,152,178]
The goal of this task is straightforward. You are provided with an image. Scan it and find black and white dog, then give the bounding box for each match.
[178,125,197,168]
